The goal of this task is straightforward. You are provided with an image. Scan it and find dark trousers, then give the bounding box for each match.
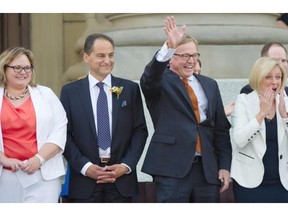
[233,180,288,203]
[154,159,220,203]
[67,183,132,203]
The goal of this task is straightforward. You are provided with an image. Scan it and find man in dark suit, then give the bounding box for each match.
[140,16,232,202]
[241,42,288,94]
[60,33,148,202]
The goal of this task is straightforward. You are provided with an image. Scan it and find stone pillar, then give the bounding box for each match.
[63,13,114,82]
[30,14,64,95]
[104,13,288,79]
[64,13,288,82]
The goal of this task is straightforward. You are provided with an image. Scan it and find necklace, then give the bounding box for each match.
[5,87,29,100]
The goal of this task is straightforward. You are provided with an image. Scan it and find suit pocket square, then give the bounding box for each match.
[121,100,127,107]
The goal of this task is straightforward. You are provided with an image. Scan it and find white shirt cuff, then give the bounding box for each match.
[81,162,93,176]
[156,42,177,62]
[121,163,132,174]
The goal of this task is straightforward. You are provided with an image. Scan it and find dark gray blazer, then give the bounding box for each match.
[140,57,232,185]
[60,75,148,199]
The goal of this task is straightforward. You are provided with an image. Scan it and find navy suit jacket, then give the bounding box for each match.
[140,57,232,185]
[60,75,148,199]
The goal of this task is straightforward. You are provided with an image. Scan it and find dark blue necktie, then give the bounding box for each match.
[96,82,111,150]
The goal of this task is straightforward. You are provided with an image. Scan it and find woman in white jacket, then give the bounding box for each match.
[231,57,288,202]
[0,47,67,202]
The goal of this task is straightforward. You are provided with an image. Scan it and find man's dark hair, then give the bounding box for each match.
[261,42,287,57]
[84,33,114,55]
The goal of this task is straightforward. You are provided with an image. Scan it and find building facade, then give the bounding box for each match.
[1,13,288,183]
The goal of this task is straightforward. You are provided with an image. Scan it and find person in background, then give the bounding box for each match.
[276,13,288,29]
[0,47,67,203]
[60,33,148,203]
[224,102,235,117]
[240,42,288,94]
[140,16,231,203]
[193,59,202,74]
[231,57,288,202]
[193,59,235,116]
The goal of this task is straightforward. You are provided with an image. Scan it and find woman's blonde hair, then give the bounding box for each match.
[249,57,286,92]
[0,47,37,87]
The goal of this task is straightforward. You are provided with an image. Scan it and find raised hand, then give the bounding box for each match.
[278,88,288,118]
[257,87,275,123]
[224,101,235,117]
[163,16,186,49]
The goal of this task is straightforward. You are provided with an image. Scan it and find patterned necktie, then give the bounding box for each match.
[182,78,201,153]
[96,82,111,150]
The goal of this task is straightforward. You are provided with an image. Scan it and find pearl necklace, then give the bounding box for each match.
[5,87,29,100]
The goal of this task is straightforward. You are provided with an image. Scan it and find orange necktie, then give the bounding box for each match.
[182,78,201,153]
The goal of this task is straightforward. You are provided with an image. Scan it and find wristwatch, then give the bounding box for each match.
[35,154,45,166]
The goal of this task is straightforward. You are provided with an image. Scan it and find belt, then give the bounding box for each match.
[193,156,202,163]
[100,158,110,164]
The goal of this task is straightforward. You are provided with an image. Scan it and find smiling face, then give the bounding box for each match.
[169,41,199,78]
[5,54,33,90]
[83,38,114,81]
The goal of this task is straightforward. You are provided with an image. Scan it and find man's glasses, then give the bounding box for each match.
[174,53,200,61]
[6,65,34,73]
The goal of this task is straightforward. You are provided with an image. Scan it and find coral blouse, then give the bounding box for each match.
[1,97,37,161]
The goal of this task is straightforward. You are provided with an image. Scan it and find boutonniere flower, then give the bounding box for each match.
[109,86,123,99]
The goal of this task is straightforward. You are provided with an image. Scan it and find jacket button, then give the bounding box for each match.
[280,155,283,159]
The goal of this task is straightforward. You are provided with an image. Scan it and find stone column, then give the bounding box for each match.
[30,14,64,95]
[104,13,288,79]
[64,13,288,82]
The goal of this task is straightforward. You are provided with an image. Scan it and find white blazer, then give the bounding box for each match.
[0,85,67,180]
[231,91,288,190]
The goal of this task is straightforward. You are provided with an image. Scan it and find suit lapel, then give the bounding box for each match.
[276,94,287,149]
[247,92,266,141]
[194,75,212,121]
[78,77,97,138]
[166,71,197,122]
[111,76,122,138]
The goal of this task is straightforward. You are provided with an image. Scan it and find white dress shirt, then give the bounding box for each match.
[81,73,112,175]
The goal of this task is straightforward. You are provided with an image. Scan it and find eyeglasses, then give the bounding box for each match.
[6,65,34,73]
[174,53,200,61]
